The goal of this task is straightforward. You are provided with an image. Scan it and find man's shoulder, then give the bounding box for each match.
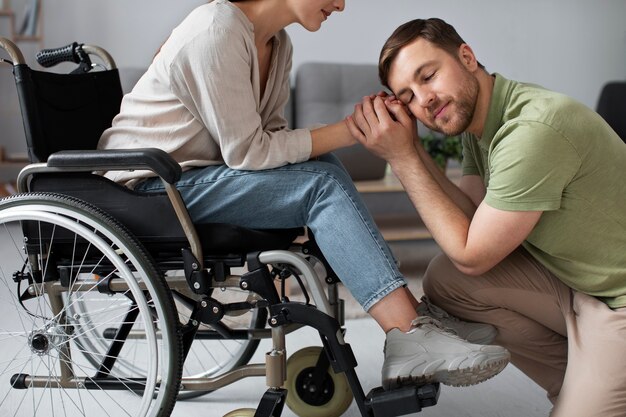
[499,79,596,148]
[505,80,579,122]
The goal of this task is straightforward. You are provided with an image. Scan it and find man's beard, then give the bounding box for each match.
[425,71,479,136]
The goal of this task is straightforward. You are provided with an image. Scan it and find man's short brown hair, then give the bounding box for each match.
[378,18,483,89]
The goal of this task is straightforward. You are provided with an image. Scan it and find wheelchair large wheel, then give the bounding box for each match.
[70,285,266,401]
[51,227,268,401]
[223,408,256,417]
[0,193,182,417]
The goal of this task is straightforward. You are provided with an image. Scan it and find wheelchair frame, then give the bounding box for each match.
[0,37,439,417]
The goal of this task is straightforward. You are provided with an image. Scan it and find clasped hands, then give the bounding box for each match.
[345,92,420,166]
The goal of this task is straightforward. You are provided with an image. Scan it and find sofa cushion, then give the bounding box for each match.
[293,62,388,181]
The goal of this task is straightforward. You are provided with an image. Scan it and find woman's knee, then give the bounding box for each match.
[315,152,345,170]
[309,154,351,181]
[293,155,357,197]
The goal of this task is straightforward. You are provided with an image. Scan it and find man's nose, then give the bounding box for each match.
[417,90,435,108]
[333,0,345,12]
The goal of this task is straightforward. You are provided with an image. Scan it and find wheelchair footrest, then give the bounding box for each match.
[365,383,440,417]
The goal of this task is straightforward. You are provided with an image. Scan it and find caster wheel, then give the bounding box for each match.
[223,408,256,417]
[285,346,353,417]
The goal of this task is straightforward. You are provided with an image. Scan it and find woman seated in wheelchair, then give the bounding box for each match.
[98,0,509,390]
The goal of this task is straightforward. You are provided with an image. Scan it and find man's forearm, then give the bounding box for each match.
[346,94,525,275]
[415,143,477,218]
[390,153,474,268]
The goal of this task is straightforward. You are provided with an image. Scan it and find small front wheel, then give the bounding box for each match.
[285,347,353,417]
[223,408,256,417]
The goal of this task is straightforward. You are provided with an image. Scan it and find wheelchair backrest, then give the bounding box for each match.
[13,64,123,163]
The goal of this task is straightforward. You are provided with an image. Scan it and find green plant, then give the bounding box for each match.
[421,133,463,170]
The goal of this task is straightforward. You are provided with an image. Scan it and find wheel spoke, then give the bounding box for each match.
[0,196,180,416]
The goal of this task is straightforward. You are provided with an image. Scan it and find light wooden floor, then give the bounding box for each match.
[0,164,553,416]
[0,225,552,417]
[176,317,552,417]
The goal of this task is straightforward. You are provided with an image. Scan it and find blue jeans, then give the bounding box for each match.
[136,154,406,311]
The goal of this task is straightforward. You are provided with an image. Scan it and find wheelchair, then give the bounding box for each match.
[0,38,440,417]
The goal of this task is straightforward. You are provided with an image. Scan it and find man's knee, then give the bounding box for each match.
[422,253,458,299]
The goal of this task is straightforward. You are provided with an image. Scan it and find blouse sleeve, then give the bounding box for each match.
[263,32,292,133]
[169,26,311,170]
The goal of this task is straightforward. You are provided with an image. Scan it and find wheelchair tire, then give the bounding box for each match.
[0,193,182,417]
[61,281,266,402]
[223,408,256,417]
[285,346,353,417]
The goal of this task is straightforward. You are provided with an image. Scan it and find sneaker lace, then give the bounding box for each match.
[420,296,459,322]
[409,316,460,338]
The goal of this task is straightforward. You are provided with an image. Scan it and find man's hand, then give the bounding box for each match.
[346,96,419,166]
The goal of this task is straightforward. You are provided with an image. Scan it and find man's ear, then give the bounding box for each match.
[458,43,479,71]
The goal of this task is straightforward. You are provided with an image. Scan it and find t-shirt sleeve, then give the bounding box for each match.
[485,121,581,211]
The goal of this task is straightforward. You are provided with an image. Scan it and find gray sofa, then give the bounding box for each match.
[288,62,388,181]
[119,62,390,182]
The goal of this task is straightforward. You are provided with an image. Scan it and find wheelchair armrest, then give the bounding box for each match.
[47,148,182,184]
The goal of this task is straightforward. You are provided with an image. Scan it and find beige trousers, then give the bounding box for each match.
[422,248,626,417]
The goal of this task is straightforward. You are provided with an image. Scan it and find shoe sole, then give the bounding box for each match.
[382,354,510,390]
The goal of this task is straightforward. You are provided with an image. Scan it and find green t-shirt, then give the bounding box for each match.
[462,74,626,308]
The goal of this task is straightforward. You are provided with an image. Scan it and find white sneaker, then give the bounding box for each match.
[417,296,497,344]
[382,316,510,390]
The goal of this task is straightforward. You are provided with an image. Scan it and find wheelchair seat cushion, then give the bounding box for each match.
[195,223,302,253]
[29,173,303,256]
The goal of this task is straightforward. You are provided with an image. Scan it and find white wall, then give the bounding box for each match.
[286,0,626,109]
[37,0,626,109]
[41,0,205,65]
[0,0,622,159]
